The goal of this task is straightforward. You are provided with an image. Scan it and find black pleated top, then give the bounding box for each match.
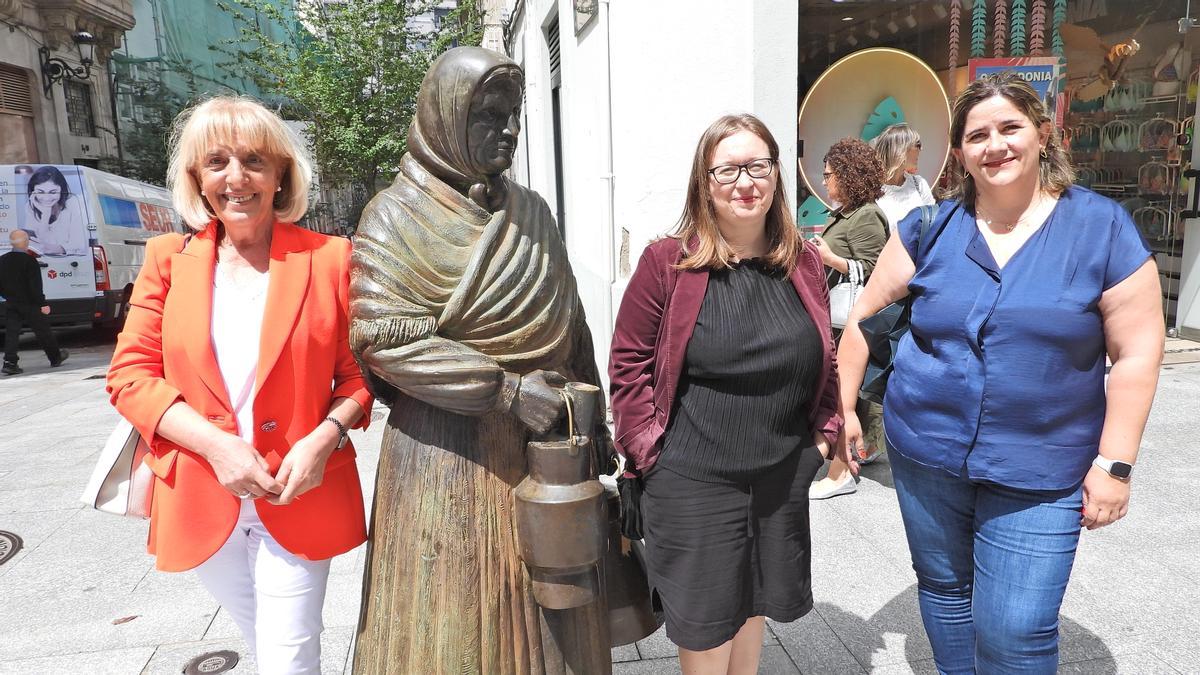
[657,258,824,482]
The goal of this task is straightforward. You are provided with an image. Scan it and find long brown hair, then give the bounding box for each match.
[672,114,800,273]
[940,72,1075,205]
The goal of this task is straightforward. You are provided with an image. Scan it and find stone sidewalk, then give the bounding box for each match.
[0,338,1197,674]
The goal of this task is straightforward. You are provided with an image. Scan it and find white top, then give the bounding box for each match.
[876,173,935,234]
[211,265,270,446]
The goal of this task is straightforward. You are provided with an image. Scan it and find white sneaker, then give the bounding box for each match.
[809,473,857,500]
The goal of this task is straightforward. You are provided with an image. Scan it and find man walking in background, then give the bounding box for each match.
[1,229,67,375]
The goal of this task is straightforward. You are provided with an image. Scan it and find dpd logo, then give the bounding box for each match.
[47,270,57,279]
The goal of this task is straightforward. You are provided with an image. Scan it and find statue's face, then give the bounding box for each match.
[467,73,523,175]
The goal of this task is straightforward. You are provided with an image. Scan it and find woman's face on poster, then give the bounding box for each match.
[30,180,63,212]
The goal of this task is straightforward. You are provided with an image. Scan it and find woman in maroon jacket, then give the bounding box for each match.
[609,113,845,674]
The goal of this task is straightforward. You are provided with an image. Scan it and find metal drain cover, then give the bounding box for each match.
[182,650,239,674]
[0,531,22,566]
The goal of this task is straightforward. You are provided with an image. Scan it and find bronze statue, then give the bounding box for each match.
[349,46,618,674]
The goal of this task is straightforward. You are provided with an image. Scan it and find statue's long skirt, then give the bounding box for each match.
[352,395,609,674]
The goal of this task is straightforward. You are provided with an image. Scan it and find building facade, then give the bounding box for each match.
[0,0,134,166]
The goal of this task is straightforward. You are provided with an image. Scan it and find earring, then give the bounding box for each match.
[276,186,282,192]
[1040,147,1049,160]
[200,190,206,195]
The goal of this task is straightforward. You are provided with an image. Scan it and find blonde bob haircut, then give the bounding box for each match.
[870,123,921,185]
[673,113,800,274]
[940,72,1074,206]
[167,95,313,229]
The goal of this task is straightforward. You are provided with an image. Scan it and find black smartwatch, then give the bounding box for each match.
[1092,455,1133,479]
[325,416,349,449]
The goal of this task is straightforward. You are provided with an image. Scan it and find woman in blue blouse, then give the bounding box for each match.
[837,73,1164,673]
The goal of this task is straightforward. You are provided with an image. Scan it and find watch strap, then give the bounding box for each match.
[325,416,349,449]
[1092,455,1133,479]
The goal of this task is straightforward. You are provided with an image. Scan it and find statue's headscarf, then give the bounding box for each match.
[408,47,524,196]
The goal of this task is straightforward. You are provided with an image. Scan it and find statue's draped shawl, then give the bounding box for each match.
[351,100,578,412]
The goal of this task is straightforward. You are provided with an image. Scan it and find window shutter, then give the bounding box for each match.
[0,64,34,117]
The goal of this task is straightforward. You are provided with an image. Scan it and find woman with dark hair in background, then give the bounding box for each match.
[610,113,843,674]
[838,73,1163,673]
[808,137,889,500]
[22,166,88,256]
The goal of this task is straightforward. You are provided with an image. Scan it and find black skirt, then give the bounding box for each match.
[640,445,826,651]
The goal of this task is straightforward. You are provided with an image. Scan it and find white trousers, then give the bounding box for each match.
[194,499,332,675]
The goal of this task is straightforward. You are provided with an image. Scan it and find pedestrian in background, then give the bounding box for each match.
[871,123,936,233]
[107,96,372,674]
[610,113,844,674]
[809,137,888,500]
[837,73,1163,673]
[1,229,67,375]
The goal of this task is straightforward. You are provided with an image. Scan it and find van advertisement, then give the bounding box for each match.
[0,165,96,255]
[0,165,96,299]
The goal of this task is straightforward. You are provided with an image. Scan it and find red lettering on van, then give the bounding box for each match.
[137,202,172,233]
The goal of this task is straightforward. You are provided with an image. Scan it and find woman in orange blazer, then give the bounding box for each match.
[107,96,372,674]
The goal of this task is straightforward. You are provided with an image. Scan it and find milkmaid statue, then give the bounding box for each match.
[349,46,620,674]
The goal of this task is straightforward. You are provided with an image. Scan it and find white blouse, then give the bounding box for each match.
[210,265,270,445]
[876,173,935,234]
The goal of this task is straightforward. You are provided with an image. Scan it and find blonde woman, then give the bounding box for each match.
[871,123,936,233]
[107,96,372,674]
[610,114,843,674]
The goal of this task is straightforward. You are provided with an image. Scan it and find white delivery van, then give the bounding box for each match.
[0,164,183,328]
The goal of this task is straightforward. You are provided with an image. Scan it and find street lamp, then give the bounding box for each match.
[39,30,97,99]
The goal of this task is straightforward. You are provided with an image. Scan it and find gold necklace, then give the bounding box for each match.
[977,194,1043,233]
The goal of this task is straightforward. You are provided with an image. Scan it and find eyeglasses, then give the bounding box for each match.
[822,171,834,180]
[708,158,776,184]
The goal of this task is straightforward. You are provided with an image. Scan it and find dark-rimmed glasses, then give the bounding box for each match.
[708,158,776,184]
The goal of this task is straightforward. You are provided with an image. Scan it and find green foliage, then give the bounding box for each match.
[101,57,199,186]
[216,0,484,193]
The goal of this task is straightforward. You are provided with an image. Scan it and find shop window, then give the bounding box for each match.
[65,81,96,137]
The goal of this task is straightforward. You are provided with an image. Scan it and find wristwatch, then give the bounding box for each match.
[325,416,349,449]
[1092,455,1133,480]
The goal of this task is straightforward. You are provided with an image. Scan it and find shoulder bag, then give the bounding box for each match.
[81,234,191,519]
[828,258,864,329]
[858,203,939,405]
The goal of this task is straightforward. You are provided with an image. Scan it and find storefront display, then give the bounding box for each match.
[798,0,1200,331]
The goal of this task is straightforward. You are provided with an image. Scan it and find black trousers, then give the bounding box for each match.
[3,302,61,365]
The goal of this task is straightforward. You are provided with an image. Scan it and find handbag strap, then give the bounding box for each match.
[914,203,940,263]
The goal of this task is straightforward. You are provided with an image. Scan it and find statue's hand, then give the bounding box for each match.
[512,370,567,435]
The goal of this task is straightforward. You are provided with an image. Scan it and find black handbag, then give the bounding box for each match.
[858,204,940,405]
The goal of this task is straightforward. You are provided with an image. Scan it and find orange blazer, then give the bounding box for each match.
[107,221,373,572]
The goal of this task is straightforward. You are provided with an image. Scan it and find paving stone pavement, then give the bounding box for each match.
[0,338,1197,674]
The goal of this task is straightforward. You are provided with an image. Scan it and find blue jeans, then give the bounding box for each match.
[888,449,1084,675]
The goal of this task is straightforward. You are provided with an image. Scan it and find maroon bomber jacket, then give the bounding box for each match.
[608,236,843,476]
